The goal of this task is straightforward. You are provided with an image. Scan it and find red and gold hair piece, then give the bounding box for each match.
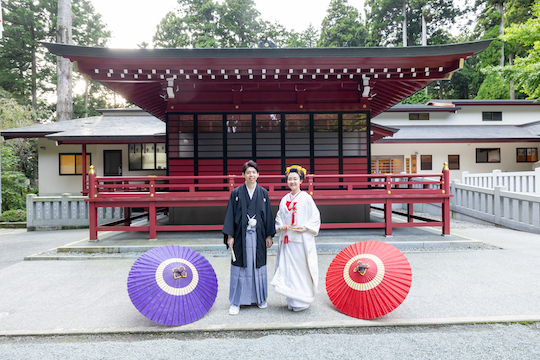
[285,165,307,180]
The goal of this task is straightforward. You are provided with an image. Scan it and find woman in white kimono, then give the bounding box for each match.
[271,165,321,311]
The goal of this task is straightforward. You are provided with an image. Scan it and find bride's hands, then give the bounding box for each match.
[291,226,308,233]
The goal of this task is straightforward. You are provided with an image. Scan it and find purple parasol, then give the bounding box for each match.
[127,245,218,326]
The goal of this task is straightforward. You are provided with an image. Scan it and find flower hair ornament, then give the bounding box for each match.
[285,165,307,181]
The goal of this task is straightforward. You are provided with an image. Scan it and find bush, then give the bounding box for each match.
[1,171,30,212]
[0,209,26,222]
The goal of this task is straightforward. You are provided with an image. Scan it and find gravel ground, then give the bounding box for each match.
[0,323,538,359]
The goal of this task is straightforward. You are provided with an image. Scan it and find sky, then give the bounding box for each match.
[89,0,366,49]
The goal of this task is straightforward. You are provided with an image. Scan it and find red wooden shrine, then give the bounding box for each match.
[42,40,491,240]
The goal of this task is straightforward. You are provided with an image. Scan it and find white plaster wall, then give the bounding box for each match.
[371,141,539,181]
[374,104,540,126]
[38,139,84,195]
[37,139,166,195]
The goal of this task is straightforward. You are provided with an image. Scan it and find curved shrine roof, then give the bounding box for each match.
[42,41,492,120]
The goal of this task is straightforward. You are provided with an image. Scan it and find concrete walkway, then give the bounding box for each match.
[1,221,540,336]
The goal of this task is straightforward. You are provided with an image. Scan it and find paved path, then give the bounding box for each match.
[0,224,539,336]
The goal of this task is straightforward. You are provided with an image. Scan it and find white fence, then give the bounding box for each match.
[450,181,540,234]
[26,193,123,230]
[462,168,540,195]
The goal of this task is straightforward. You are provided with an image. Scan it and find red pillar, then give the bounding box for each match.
[124,207,131,226]
[149,203,157,240]
[385,198,393,237]
[88,165,98,241]
[89,203,98,241]
[81,144,87,194]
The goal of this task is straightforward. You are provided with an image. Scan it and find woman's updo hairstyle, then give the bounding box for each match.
[285,165,307,181]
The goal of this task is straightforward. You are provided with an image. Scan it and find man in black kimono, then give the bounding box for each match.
[223,160,275,315]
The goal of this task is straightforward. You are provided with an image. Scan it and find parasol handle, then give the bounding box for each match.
[354,261,369,276]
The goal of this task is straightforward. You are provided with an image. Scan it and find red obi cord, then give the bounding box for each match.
[284,200,297,245]
[286,200,297,225]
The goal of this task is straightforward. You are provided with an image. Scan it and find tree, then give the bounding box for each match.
[1,87,39,211]
[1,147,36,212]
[72,83,116,119]
[262,21,291,48]
[57,0,73,121]
[491,1,540,100]
[318,0,367,47]
[0,0,47,108]
[473,0,535,99]
[300,24,320,48]
[476,72,511,98]
[153,0,264,48]
[365,0,461,47]
[282,24,320,48]
[181,0,221,48]
[400,89,431,104]
[0,0,110,118]
[218,0,263,47]
[152,11,190,48]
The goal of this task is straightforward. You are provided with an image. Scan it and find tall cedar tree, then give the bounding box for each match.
[496,0,540,100]
[218,0,263,47]
[153,0,264,48]
[318,0,367,47]
[365,0,460,47]
[0,0,110,116]
[474,0,534,99]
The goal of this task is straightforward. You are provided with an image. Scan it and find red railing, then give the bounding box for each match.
[85,168,451,240]
[88,173,449,200]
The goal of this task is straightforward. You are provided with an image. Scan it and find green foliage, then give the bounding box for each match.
[282,24,320,48]
[153,0,221,49]
[446,54,486,99]
[400,90,430,104]
[0,0,111,119]
[1,147,19,171]
[0,87,38,128]
[183,0,221,48]
[262,22,292,48]
[1,169,33,212]
[484,1,540,100]
[72,82,115,119]
[299,24,320,48]
[218,0,263,47]
[1,143,37,212]
[153,0,264,48]
[0,0,48,107]
[153,11,191,48]
[365,0,461,47]
[476,72,511,98]
[318,0,367,47]
[0,209,26,222]
[1,87,39,180]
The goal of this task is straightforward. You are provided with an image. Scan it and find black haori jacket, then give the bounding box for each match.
[223,183,275,268]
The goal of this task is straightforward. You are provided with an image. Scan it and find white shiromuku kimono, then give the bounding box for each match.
[271,190,320,310]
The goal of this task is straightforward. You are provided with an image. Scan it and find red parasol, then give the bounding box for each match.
[326,241,412,319]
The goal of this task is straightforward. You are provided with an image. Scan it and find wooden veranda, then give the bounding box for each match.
[86,165,451,240]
